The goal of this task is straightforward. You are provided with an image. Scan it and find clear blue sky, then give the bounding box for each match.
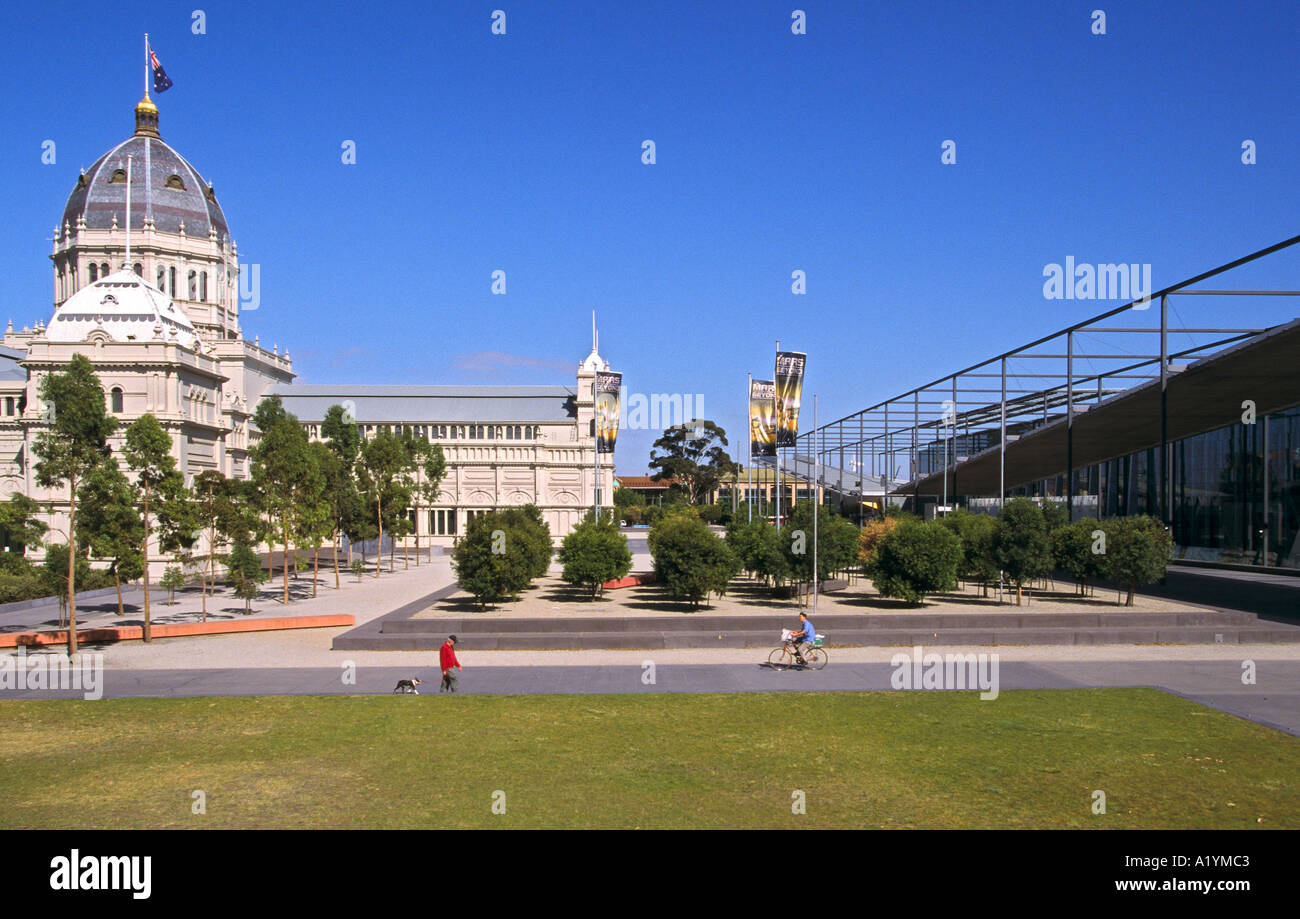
[3,0,1298,472]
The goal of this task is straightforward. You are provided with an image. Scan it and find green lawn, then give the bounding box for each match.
[2,689,1295,829]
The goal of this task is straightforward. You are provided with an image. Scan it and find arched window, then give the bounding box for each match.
[169,267,176,295]
[133,263,143,277]
[157,266,166,292]
[200,272,208,301]
[110,387,123,414]
[188,270,197,300]
[100,262,109,277]
[89,264,98,282]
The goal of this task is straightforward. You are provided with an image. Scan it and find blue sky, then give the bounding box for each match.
[3,0,1298,472]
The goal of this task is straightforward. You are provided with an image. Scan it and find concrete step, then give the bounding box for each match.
[381,608,1259,635]
[334,622,1300,651]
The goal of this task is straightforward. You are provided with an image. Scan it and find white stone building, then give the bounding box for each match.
[0,93,612,573]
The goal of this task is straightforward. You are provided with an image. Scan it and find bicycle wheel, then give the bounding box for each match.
[767,647,791,670]
[804,647,828,670]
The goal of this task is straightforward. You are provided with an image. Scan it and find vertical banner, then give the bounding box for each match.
[750,379,776,458]
[774,352,806,448]
[595,371,622,454]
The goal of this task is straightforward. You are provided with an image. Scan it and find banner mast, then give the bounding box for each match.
[774,340,781,532]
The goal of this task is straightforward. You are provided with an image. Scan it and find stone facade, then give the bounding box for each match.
[0,94,611,576]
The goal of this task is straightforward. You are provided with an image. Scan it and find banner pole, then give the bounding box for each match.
[747,373,752,523]
[813,394,819,617]
[144,33,150,97]
[775,340,781,532]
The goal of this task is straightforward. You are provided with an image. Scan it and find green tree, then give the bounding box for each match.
[1051,517,1109,597]
[869,519,963,604]
[401,434,447,567]
[649,513,741,609]
[357,431,409,578]
[192,471,243,621]
[451,512,535,610]
[993,497,1054,605]
[1103,515,1173,606]
[77,458,145,616]
[497,505,552,581]
[320,405,365,586]
[225,539,269,614]
[0,494,48,554]
[782,501,859,599]
[937,510,1000,595]
[251,397,312,602]
[560,510,632,598]
[123,413,185,640]
[647,421,739,505]
[613,488,645,509]
[33,353,118,657]
[160,565,185,605]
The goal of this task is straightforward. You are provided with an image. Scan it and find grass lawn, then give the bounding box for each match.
[1,688,1296,829]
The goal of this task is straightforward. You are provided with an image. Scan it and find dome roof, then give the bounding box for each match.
[48,269,197,347]
[61,101,229,241]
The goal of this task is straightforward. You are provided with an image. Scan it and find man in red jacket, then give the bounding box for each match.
[439,635,462,693]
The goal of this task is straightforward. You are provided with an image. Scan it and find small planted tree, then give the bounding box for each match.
[869,520,962,605]
[123,413,185,640]
[993,497,1053,605]
[1103,515,1173,606]
[350,558,366,582]
[857,516,899,571]
[937,510,1000,595]
[75,460,142,616]
[225,540,268,614]
[1051,518,1109,597]
[649,513,741,609]
[33,353,118,658]
[160,565,185,605]
[560,510,632,599]
[451,512,533,610]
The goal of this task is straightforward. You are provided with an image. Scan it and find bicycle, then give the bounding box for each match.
[767,634,828,671]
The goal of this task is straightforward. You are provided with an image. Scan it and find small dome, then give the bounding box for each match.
[61,102,229,241]
[580,348,605,371]
[48,270,196,347]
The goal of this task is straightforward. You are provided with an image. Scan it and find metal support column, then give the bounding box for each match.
[1067,330,1074,522]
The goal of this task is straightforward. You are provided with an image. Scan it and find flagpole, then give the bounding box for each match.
[774,340,781,533]
[144,33,150,98]
[125,155,132,267]
[748,369,759,522]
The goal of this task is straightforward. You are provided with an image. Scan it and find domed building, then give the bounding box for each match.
[0,91,614,578]
[0,93,294,572]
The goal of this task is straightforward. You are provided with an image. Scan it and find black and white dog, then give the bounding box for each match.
[392,678,423,694]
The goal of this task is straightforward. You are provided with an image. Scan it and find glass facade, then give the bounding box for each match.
[999,406,1300,568]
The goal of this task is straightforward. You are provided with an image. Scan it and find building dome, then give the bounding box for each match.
[60,97,229,241]
[47,269,197,347]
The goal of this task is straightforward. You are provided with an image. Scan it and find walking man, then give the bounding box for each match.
[440,634,462,692]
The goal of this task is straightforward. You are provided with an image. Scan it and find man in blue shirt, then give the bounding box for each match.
[789,611,816,665]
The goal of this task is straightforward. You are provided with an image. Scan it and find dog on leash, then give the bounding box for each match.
[392,678,423,694]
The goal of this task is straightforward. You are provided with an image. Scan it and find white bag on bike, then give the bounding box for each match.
[780,629,794,642]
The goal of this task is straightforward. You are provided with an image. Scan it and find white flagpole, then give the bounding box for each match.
[775,340,781,532]
[747,373,752,523]
[144,33,150,97]
[125,155,132,268]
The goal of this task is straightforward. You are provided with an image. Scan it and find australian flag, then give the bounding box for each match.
[149,45,173,93]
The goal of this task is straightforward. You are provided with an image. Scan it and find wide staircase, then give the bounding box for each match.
[333,606,1300,651]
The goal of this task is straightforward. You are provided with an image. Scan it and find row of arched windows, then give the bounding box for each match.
[59,260,212,302]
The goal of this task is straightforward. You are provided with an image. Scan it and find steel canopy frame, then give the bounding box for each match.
[799,234,1300,524]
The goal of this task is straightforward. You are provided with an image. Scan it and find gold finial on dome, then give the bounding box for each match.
[134,93,160,138]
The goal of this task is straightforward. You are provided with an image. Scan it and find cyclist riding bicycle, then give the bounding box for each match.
[787,611,816,665]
